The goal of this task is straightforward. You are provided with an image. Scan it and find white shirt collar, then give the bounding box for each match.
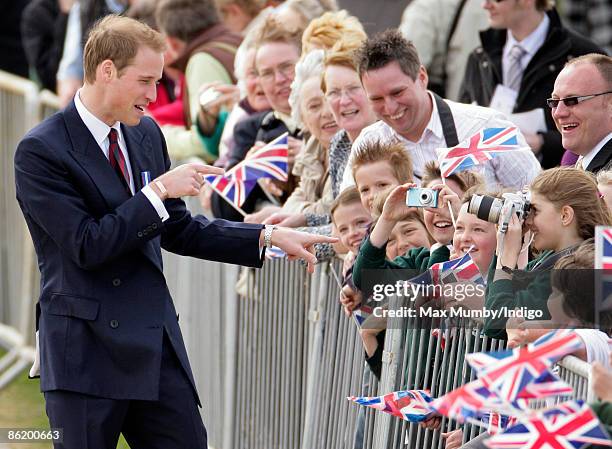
[396,91,444,144]
[74,89,122,152]
[504,13,549,62]
[582,132,612,169]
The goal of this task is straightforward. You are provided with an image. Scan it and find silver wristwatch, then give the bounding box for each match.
[264,225,276,249]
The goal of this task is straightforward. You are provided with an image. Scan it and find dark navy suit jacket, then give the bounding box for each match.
[14,101,264,403]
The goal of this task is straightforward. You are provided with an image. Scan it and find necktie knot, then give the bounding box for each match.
[509,44,526,62]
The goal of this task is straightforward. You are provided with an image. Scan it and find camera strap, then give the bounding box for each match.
[433,93,459,148]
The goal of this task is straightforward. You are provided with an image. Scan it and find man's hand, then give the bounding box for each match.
[263,227,338,273]
[152,162,224,199]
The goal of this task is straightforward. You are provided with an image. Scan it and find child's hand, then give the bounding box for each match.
[340,285,362,316]
[426,183,461,219]
[381,183,418,222]
[506,313,529,348]
[497,214,524,269]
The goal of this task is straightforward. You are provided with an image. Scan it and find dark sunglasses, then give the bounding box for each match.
[546,91,612,108]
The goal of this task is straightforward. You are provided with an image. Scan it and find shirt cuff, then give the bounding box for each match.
[142,184,169,222]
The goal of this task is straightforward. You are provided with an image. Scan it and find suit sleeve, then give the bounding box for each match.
[15,134,163,270]
[15,123,264,270]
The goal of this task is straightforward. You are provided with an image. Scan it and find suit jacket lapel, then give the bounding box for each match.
[64,102,163,272]
[586,138,612,173]
[64,101,132,208]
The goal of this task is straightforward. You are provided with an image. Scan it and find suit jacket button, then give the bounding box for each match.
[152,223,158,230]
[137,231,143,237]
[112,278,121,287]
[110,320,119,329]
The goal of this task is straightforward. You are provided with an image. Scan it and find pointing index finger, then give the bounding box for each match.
[192,164,225,176]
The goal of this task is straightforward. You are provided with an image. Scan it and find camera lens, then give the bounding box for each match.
[467,195,503,223]
[420,191,432,204]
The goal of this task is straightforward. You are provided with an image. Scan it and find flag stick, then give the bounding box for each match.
[203,180,247,217]
[441,176,457,229]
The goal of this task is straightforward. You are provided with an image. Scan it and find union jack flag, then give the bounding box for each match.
[353,304,373,328]
[204,173,256,209]
[348,390,435,422]
[430,251,485,285]
[431,378,515,423]
[485,402,612,449]
[517,371,573,400]
[595,226,612,312]
[466,330,584,402]
[436,127,527,178]
[232,133,289,183]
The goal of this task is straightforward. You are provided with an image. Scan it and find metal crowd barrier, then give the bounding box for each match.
[0,70,598,449]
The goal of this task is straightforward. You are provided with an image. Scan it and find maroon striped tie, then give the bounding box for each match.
[108,128,131,194]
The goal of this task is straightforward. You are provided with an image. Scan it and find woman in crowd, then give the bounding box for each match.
[484,167,612,338]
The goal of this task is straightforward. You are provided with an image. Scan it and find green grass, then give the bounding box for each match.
[0,349,130,449]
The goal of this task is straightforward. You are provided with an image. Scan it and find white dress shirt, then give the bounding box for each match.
[502,13,550,86]
[581,132,612,170]
[74,90,169,221]
[340,92,541,192]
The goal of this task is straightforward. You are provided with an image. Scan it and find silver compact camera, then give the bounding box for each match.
[467,190,531,233]
[406,187,439,208]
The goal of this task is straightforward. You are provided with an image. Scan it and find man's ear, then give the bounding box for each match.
[166,36,185,56]
[98,59,115,82]
[418,65,429,90]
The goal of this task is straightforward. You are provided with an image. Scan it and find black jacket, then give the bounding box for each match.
[459,9,605,168]
[21,0,68,92]
[210,110,298,221]
[585,138,612,174]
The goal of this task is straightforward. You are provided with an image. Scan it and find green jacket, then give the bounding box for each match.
[590,401,612,444]
[352,238,450,290]
[483,250,554,339]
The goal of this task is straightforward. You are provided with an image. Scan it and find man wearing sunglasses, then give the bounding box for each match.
[459,0,604,169]
[550,54,612,174]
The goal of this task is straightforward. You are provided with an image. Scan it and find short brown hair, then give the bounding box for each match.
[354,29,421,81]
[530,167,612,241]
[421,161,484,193]
[331,186,362,222]
[83,15,166,84]
[155,0,220,42]
[302,10,366,54]
[535,0,554,11]
[351,140,413,185]
[320,40,362,93]
[254,15,302,51]
[565,53,612,88]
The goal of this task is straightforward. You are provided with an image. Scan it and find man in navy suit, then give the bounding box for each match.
[14,15,335,449]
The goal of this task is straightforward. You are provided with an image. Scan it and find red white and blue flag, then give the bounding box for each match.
[353,304,374,328]
[204,173,256,209]
[431,378,515,423]
[436,127,527,178]
[430,251,485,285]
[348,390,435,422]
[485,401,612,449]
[466,330,583,402]
[232,133,289,183]
[595,226,612,311]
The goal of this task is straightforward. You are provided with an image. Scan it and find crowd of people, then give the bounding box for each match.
[5,0,612,448]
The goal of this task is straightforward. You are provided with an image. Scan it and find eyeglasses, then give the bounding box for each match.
[546,91,612,108]
[325,85,363,101]
[258,62,295,83]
